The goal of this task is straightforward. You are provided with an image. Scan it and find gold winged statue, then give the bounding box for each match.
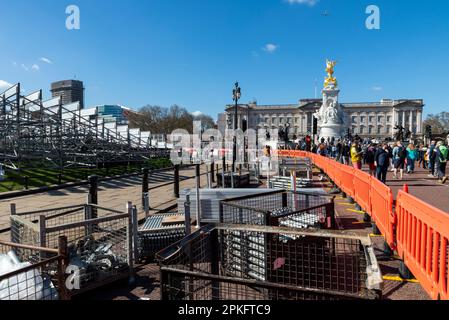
[324,59,338,88]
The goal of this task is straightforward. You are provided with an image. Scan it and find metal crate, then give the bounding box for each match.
[220,190,335,230]
[157,224,382,300]
[0,238,67,300]
[138,213,186,261]
[10,203,134,297]
[268,176,313,189]
[178,189,283,223]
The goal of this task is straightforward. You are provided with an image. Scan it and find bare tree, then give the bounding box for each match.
[129,104,206,134]
[424,112,449,134]
[193,114,216,130]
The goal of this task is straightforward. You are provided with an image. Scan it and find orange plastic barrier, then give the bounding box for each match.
[370,177,395,249]
[339,164,355,198]
[285,151,449,300]
[353,171,372,214]
[331,162,342,186]
[396,191,449,300]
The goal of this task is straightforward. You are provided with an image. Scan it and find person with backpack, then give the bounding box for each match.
[375,143,390,184]
[435,141,448,184]
[392,141,406,180]
[406,144,418,174]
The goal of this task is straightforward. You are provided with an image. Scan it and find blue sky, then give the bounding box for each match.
[1,0,448,118]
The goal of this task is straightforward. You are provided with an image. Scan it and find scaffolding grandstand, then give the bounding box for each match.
[0,83,168,170]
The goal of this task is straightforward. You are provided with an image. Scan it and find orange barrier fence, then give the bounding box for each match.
[279,151,449,299]
[353,170,372,214]
[370,177,395,249]
[339,164,355,198]
[396,191,449,300]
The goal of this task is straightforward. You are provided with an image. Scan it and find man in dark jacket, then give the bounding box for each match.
[428,141,437,177]
[375,143,390,184]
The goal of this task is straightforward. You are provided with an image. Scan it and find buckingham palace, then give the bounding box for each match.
[218,98,425,140]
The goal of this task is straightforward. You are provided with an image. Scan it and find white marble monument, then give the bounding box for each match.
[314,60,345,141]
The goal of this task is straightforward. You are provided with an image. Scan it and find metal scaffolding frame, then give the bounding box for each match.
[0,83,168,170]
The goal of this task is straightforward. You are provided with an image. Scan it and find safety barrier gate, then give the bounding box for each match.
[280,151,449,300]
[396,191,449,300]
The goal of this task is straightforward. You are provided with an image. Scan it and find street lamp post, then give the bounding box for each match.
[232,82,241,174]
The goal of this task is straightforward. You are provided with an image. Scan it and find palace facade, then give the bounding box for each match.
[218,98,425,140]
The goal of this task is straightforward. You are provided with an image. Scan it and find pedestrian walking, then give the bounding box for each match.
[428,141,437,177]
[392,141,406,180]
[435,141,448,184]
[406,144,418,174]
[375,143,390,184]
[365,144,377,176]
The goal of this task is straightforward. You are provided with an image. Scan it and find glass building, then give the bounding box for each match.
[96,105,129,124]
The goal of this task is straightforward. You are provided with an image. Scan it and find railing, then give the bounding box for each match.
[280,151,449,300]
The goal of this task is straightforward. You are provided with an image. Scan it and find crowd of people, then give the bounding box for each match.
[295,137,448,185]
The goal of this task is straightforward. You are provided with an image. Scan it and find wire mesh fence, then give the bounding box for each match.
[0,239,67,300]
[220,191,335,230]
[157,224,382,301]
[9,203,133,297]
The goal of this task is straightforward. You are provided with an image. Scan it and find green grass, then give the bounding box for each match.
[0,157,173,193]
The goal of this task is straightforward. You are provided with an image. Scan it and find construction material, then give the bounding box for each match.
[268,176,313,189]
[157,224,383,300]
[178,189,283,223]
[10,203,133,297]
[0,239,66,300]
[138,213,187,261]
[216,172,250,188]
[220,190,335,230]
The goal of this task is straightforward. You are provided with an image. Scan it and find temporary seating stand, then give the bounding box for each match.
[281,151,449,300]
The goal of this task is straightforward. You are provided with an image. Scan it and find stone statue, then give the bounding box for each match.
[394,124,405,141]
[324,101,341,124]
[314,59,344,141]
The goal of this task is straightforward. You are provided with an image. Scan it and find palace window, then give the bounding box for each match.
[352,116,357,124]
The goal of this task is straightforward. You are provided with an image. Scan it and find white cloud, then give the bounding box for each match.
[192,111,203,117]
[263,43,279,53]
[0,80,13,91]
[371,86,383,91]
[31,64,40,71]
[285,0,319,6]
[21,64,29,71]
[39,57,52,64]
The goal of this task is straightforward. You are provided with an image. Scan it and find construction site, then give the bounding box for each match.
[0,82,445,302]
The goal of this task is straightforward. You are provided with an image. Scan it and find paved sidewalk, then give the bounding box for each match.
[383,166,449,212]
[0,166,212,232]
